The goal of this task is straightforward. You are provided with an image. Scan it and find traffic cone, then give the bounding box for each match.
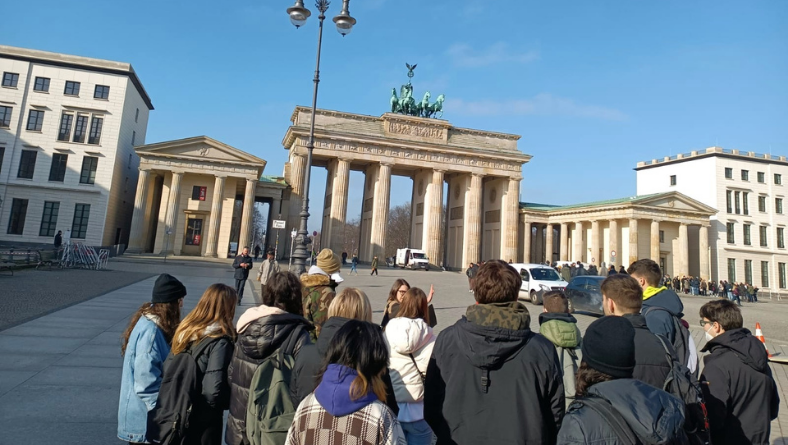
[754,323,773,358]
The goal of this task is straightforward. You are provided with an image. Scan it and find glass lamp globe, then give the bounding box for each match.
[287,2,311,28]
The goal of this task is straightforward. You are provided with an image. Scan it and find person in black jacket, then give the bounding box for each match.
[600,274,677,388]
[232,247,253,305]
[225,272,313,445]
[424,260,564,445]
[699,300,779,445]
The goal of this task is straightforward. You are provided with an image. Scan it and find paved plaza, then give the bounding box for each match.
[0,258,787,444]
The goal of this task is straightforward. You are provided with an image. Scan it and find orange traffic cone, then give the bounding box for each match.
[755,322,773,358]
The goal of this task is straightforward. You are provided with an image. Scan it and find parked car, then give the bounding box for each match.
[510,263,568,305]
[565,275,605,315]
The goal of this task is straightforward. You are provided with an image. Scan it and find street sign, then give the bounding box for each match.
[313,231,318,237]
[611,250,617,257]
[272,219,286,229]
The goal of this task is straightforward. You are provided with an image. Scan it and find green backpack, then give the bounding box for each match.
[245,325,304,445]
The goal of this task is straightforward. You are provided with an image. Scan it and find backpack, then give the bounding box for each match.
[579,396,643,445]
[245,325,304,445]
[147,336,224,445]
[643,306,698,378]
[559,347,580,406]
[654,335,712,445]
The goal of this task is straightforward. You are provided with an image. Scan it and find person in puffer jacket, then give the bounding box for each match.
[225,272,314,445]
[557,316,688,445]
[384,287,437,445]
[539,291,582,407]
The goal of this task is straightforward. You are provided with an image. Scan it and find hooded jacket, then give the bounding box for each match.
[624,313,676,390]
[224,305,313,445]
[385,317,436,408]
[424,302,565,445]
[539,312,582,406]
[557,379,688,445]
[700,328,779,445]
[642,288,684,344]
[300,273,337,341]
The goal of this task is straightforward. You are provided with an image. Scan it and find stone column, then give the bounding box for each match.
[699,225,710,280]
[522,221,532,263]
[370,162,392,259]
[329,158,350,253]
[650,220,660,262]
[287,153,306,233]
[678,223,689,276]
[204,175,226,257]
[559,222,568,261]
[502,177,520,262]
[591,220,600,266]
[463,173,483,265]
[573,221,583,262]
[424,169,445,267]
[545,224,554,264]
[163,171,183,254]
[609,219,619,266]
[238,178,256,250]
[628,218,639,266]
[127,168,151,253]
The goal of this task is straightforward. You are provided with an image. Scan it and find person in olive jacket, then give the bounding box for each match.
[225,272,313,445]
[424,260,565,445]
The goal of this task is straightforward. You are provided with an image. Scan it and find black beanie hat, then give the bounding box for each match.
[151,273,187,304]
[581,316,636,379]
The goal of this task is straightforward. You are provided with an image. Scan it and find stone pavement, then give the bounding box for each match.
[0,259,787,444]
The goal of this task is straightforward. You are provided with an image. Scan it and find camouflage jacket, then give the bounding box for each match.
[300,273,337,342]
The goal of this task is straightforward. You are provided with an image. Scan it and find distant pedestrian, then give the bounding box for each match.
[253,245,261,259]
[232,247,253,305]
[465,262,477,293]
[256,248,280,288]
[618,266,627,274]
[118,274,186,444]
[54,230,63,249]
[699,299,779,445]
[371,255,379,276]
[342,250,348,265]
[539,291,582,407]
[607,265,616,276]
[350,254,359,275]
[561,264,572,282]
[301,248,342,341]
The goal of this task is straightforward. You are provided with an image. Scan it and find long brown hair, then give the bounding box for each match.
[387,278,410,303]
[396,287,430,325]
[575,361,614,398]
[121,301,181,356]
[170,284,237,355]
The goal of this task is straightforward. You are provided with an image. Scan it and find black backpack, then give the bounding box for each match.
[643,306,698,378]
[147,337,225,445]
[654,335,712,445]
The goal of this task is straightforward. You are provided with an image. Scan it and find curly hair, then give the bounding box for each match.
[574,361,614,398]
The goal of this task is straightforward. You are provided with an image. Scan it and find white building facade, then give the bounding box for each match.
[637,147,788,294]
[0,45,153,247]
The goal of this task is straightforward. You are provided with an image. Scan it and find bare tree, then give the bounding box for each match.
[342,216,361,257]
[251,206,266,251]
[386,202,411,257]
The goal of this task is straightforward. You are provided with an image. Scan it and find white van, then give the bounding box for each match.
[396,248,430,270]
[509,263,568,305]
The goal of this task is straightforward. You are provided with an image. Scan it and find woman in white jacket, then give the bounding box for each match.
[384,287,436,445]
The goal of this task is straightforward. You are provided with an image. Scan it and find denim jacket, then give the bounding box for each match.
[118,316,171,443]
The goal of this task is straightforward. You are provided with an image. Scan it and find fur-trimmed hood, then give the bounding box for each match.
[300,273,332,288]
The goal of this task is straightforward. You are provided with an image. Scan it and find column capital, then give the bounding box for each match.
[433,168,447,174]
[471,172,485,179]
[379,161,394,167]
[509,175,523,181]
[213,174,228,179]
[138,167,152,173]
[170,170,185,176]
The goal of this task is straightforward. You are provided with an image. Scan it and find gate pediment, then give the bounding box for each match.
[136,136,266,168]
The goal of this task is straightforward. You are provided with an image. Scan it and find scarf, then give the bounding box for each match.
[643,285,667,301]
[465,301,530,330]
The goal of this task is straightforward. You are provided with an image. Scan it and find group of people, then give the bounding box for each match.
[660,274,761,306]
[117,249,780,445]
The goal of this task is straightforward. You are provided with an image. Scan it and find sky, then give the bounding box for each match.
[4,0,787,230]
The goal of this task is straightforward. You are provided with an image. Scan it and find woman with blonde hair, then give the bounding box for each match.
[385,287,436,444]
[148,283,237,445]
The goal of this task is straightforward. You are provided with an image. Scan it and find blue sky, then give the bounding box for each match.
[5,0,787,229]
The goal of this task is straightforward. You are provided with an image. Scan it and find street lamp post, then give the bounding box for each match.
[287,0,356,277]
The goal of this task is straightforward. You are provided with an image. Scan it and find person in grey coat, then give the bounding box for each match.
[256,248,280,287]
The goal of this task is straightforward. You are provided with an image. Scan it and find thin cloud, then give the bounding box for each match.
[446,42,539,68]
[449,93,629,121]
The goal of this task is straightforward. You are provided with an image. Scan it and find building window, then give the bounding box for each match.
[760,226,768,247]
[779,228,785,249]
[743,224,751,246]
[57,113,73,141]
[132,130,136,146]
[17,150,37,179]
[39,201,60,237]
[726,191,732,213]
[26,109,45,131]
[0,147,4,173]
[734,191,741,214]
[79,156,98,184]
[64,81,80,96]
[2,72,19,87]
[94,85,110,100]
[87,116,103,145]
[127,153,131,168]
[758,172,765,183]
[745,260,753,285]
[741,170,749,181]
[743,192,749,215]
[759,196,767,212]
[761,261,769,288]
[135,108,139,123]
[725,167,733,179]
[776,198,784,214]
[780,263,787,289]
[71,204,91,239]
[728,258,736,282]
[669,175,676,186]
[48,153,68,182]
[33,77,50,92]
[73,115,88,143]
[776,174,783,185]
[0,106,11,128]
[726,222,735,244]
[7,198,28,235]
[191,186,207,201]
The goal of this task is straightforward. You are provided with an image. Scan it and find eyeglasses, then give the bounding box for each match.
[397,290,407,294]
[699,319,714,327]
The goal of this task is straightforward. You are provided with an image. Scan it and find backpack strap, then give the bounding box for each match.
[275,324,305,367]
[581,396,641,445]
[409,353,426,384]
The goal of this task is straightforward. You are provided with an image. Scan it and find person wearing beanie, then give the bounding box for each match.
[301,248,342,341]
[232,246,253,305]
[118,274,185,444]
[557,316,688,445]
[371,255,379,276]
